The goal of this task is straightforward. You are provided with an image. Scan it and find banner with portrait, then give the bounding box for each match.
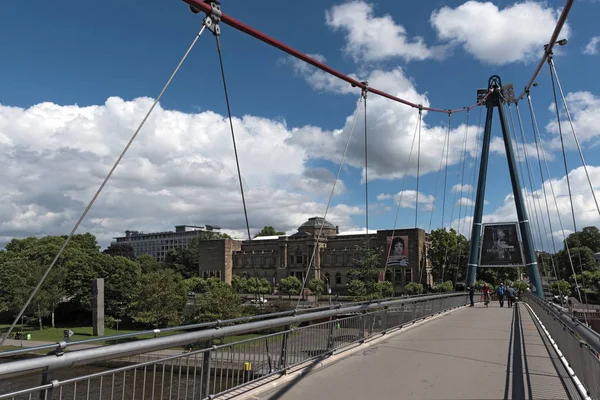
[386,235,409,267]
[479,223,524,267]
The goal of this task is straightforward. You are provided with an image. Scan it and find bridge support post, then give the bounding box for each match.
[465,76,544,298]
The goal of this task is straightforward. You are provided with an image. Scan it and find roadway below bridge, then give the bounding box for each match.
[252,302,581,400]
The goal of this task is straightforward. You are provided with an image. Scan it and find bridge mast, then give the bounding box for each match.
[466,76,544,298]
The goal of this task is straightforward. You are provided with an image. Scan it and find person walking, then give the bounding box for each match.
[482,284,491,307]
[468,285,475,307]
[507,285,516,307]
[497,283,505,307]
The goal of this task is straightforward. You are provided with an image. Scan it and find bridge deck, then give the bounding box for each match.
[258,302,578,400]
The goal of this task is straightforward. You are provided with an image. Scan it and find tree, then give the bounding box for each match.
[351,244,383,285]
[254,226,285,238]
[231,275,249,294]
[373,281,394,297]
[435,280,454,293]
[347,280,367,298]
[565,226,600,253]
[130,269,187,328]
[184,286,243,323]
[555,247,597,280]
[307,278,325,301]
[405,282,424,295]
[136,254,159,274]
[551,280,571,296]
[278,276,302,299]
[103,243,135,259]
[427,228,469,285]
[164,233,232,278]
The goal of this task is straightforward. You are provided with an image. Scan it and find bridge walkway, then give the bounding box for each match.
[257,302,580,400]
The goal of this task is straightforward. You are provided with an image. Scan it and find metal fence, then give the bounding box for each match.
[523,293,600,400]
[0,293,468,400]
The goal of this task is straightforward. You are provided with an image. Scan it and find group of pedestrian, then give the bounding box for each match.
[468,282,517,307]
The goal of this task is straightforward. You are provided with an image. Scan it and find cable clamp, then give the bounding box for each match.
[361,81,368,99]
[202,2,222,36]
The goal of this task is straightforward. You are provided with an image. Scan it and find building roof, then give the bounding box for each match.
[336,230,378,236]
[299,217,336,230]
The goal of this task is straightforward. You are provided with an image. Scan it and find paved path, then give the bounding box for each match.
[258,303,577,400]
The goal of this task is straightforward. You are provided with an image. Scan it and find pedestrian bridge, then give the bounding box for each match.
[1,293,598,400]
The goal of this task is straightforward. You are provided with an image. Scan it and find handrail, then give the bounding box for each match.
[0,293,466,378]
[0,293,438,358]
[523,293,600,354]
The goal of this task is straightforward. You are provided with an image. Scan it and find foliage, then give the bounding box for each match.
[405,282,424,295]
[555,247,597,280]
[307,278,325,296]
[511,280,529,292]
[435,280,454,293]
[347,280,367,297]
[130,269,187,328]
[163,233,231,278]
[427,228,469,285]
[278,276,303,299]
[136,254,159,274]
[551,280,571,296]
[103,243,135,259]
[373,281,394,297]
[350,243,383,285]
[231,275,271,295]
[254,226,285,238]
[184,285,243,324]
[565,226,600,253]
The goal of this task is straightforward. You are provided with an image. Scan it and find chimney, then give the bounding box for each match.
[335,225,339,234]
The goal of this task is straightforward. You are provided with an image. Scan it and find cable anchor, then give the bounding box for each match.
[198,1,221,36]
[361,81,368,99]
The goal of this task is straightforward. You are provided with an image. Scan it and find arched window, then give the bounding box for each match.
[335,272,342,285]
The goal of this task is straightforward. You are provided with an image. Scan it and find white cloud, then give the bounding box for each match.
[457,197,475,207]
[288,66,482,180]
[584,36,600,55]
[545,91,600,149]
[430,1,570,65]
[452,184,473,193]
[378,190,435,212]
[0,98,367,247]
[325,1,447,62]
[451,166,600,250]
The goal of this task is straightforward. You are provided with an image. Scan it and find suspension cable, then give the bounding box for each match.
[548,58,592,317]
[0,25,209,347]
[214,33,263,304]
[549,58,600,219]
[453,109,470,286]
[295,94,364,309]
[514,102,560,291]
[441,112,452,228]
[415,108,422,228]
[427,115,451,232]
[527,92,587,323]
[363,86,369,250]
[381,109,422,293]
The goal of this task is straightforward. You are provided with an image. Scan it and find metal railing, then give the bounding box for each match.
[523,293,600,400]
[0,293,468,400]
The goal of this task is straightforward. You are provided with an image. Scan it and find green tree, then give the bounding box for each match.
[351,244,383,285]
[512,280,529,293]
[307,278,325,301]
[435,280,454,293]
[551,280,571,296]
[103,243,135,259]
[130,269,187,328]
[247,277,271,295]
[405,282,424,295]
[373,281,394,297]
[347,280,367,298]
[184,286,243,323]
[565,226,600,253]
[136,254,159,274]
[231,275,249,294]
[427,228,469,285]
[254,226,285,238]
[278,276,302,299]
[555,247,597,280]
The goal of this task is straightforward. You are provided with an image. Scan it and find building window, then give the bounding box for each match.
[336,255,343,265]
[347,253,353,265]
[385,271,392,282]
[290,255,295,265]
[405,268,412,283]
[335,272,342,285]
[324,273,331,286]
[254,256,261,266]
[394,270,402,284]
[265,257,271,267]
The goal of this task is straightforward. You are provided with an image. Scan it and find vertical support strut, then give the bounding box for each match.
[465,76,544,298]
[466,90,495,288]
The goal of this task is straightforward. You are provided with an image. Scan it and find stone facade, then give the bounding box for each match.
[226,217,433,294]
[196,239,242,284]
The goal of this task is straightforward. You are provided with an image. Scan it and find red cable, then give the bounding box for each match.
[183,0,571,112]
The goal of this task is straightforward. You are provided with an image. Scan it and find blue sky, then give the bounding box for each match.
[1,0,599,250]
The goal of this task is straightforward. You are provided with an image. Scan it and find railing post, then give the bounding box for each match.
[202,340,213,399]
[279,325,291,370]
[40,371,51,400]
[360,311,367,341]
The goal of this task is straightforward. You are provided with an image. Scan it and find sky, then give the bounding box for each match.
[1,0,599,252]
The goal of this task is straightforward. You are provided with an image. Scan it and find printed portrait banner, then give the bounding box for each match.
[479,223,524,267]
[386,235,409,267]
